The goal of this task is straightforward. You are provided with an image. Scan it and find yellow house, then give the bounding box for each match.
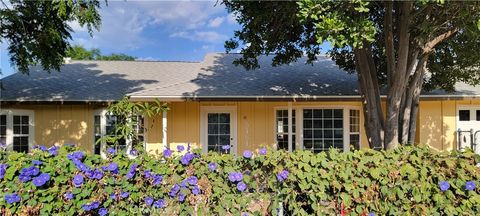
[1,53,479,155]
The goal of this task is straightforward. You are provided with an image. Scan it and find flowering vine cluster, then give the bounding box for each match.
[0,144,478,215]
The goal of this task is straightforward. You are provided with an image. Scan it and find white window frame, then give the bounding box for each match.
[200,106,238,155]
[93,109,146,158]
[0,109,35,152]
[273,105,361,152]
[273,107,299,151]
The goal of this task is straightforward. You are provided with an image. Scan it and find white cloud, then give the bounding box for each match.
[70,1,230,52]
[170,31,228,43]
[207,17,225,28]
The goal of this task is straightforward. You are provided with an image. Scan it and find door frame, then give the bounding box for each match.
[200,106,237,155]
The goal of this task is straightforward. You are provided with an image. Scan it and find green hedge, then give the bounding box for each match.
[0,145,479,215]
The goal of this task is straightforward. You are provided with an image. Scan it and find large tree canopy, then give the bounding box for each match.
[0,0,103,73]
[223,1,480,149]
[66,45,136,61]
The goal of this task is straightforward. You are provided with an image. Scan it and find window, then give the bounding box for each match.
[0,110,34,152]
[349,110,361,150]
[476,110,480,121]
[459,110,470,121]
[13,115,30,152]
[0,115,6,148]
[303,109,344,152]
[94,110,144,156]
[207,113,231,153]
[276,109,296,151]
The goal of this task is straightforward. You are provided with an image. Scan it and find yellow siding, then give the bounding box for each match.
[146,101,368,154]
[2,104,100,153]
[418,99,480,151]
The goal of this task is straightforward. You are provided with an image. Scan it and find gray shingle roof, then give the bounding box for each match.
[1,53,479,102]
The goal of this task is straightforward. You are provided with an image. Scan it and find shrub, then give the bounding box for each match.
[0,145,479,215]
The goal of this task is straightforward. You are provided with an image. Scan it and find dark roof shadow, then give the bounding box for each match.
[1,62,158,101]
[181,53,360,98]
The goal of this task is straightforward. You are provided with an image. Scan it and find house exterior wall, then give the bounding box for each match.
[145,101,369,154]
[4,99,479,154]
[418,99,480,151]
[1,104,102,153]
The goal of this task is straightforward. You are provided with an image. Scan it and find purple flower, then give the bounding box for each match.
[178,192,186,202]
[67,151,84,161]
[32,160,42,166]
[86,169,103,180]
[208,162,217,172]
[277,170,289,182]
[242,213,248,216]
[466,181,476,191]
[82,201,100,211]
[187,176,198,186]
[98,208,108,216]
[145,196,154,206]
[243,150,253,158]
[439,181,450,191]
[105,162,118,174]
[163,148,172,157]
[259,148,267,155]
[125,163,137,179]
[237,181,247,192]
[130,149,138,156]
[228,172,243,182]
[152,174,163,185]
[154,199,165,208]
[177,145,185,152]
[36,145,47,151]
[110,193,117,200]
[192,186,200,195]
[73,160,90,172]
[19,166,39,182]
[120,191,130,199]
[169,184,180,197]
[73,174,84,187]
[48,146,58,156]
[0,164,9,179]
[144,170,152,178]
[180,180,187,188]
[107,148,116,155]
[4,193,21,204]
[64,192,74,200]
[368,213,375,216]
[180,153,195,165]
[32,173,50,187]
[222,145,230,150]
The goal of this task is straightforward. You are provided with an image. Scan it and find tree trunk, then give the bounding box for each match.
[400,55,427,144]
[384,1,412,150]
[354,47,385,149]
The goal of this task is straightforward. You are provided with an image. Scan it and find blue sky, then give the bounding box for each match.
[1,1,240,77]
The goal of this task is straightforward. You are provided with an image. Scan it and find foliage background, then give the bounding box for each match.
[0,145,479,215]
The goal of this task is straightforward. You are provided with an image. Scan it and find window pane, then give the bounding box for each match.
[13,136,28,153]
[21,116,29,124]
[0,126,6,135]
[13,116,20,124]
[208,114,218,123]
[350,134,360,150]
[0,115,6,125]
[218,114,230,123]
[219,124,230,135]
[459,110,470,121]
[208,124,218,134]
[477,110,480,121]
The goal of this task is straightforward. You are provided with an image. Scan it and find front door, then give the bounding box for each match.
[201,107,237,154]
[457,106,480,154]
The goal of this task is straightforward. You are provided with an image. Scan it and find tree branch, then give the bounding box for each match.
[423,28,459,53]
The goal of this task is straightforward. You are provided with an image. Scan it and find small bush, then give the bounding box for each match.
[0,145,479,215]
